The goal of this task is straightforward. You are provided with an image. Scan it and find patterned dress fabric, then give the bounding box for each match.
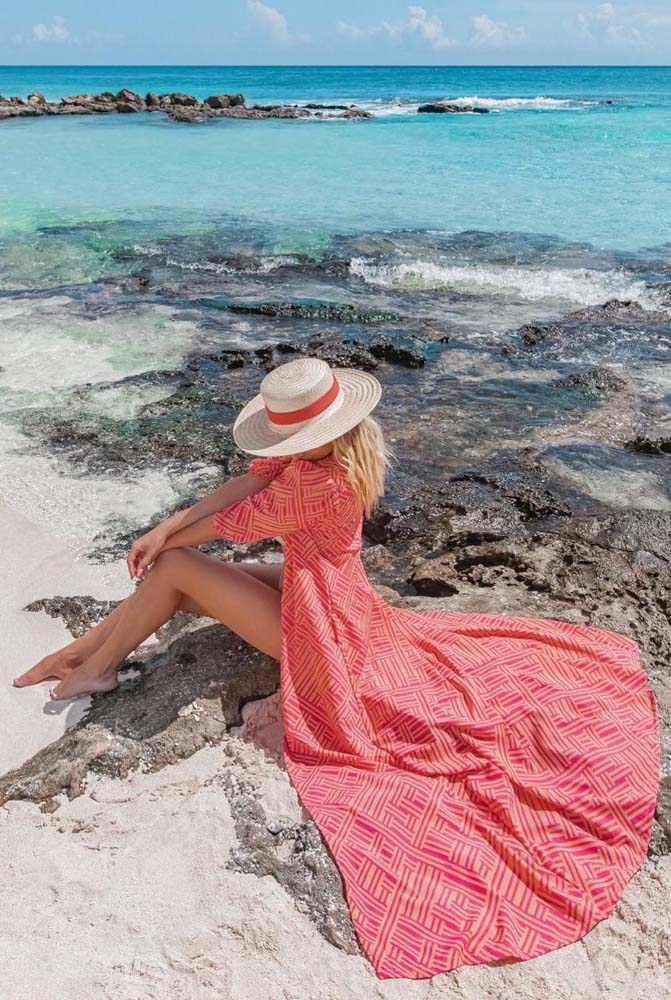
[212,454,661,981]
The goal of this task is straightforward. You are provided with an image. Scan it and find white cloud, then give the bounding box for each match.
[12,15,79,45]
[405,5,452,48]
[472,13,527,46]
[247,1,290,43]
[337,20,374,41]
[575,4,671,47]
[11,16,124,47]
[33,15,75,43]
[342,6,453,49]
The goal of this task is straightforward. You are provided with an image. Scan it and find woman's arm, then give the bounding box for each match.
[127,472,270,579]
[159,513,223,551]
[158,473,268,538]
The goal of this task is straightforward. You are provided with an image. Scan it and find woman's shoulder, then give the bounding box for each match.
[248,454,357,509]
[276,456,356,507]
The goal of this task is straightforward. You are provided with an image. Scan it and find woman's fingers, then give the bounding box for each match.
[127,543,145,580]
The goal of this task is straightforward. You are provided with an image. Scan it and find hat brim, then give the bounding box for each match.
[232,367,382,457]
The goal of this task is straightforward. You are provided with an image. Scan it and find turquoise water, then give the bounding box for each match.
[1,66,670,250]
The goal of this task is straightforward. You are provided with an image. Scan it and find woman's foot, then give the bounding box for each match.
[50,664,118,701]
[13,650,82,688]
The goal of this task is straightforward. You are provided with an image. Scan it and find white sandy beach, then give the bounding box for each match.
[0,500,128,773]
[0,492,669,1000]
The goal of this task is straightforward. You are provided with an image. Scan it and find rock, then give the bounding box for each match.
[211,104,310,120]
[337,108,373,119]
[0,618,280,807]
[26,91,46,105]
[223,300,401,324]
[115,88,142,104]
[162,92,200,107]
[60,93,95,106]
[219,766,360,954]
[166,105,211,124]
[368,335,425,368]
[23,595,121,636]
[553,366,627,394]
[205,94,231,109]
[0,88,372,125]
[304,103,350,110]
[418,102,490,114]
[625,436,671,456]
[204,93,245,108]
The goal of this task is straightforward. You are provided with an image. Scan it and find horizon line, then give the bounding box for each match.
[2,63,671,69]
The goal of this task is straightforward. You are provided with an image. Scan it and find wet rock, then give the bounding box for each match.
[304,103,350,111]
[368,335,425,368]
[145,91,160,108]
[418,102,490,114]
[504,300,671,368]
[625,435,671,456]
[337,108,373,119]
[553,366,627,394]
[223,300,401,324]
[166,105,211,124]
[212,104,310,120]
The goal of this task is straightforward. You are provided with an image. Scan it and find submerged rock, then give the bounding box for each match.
[553,366,627,394]
[223,300,401,324]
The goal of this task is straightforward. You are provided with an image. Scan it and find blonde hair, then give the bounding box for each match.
[330,415,394,517]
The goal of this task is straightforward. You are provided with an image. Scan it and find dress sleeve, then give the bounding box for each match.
[212,460,340,543]
[247,455,293,481]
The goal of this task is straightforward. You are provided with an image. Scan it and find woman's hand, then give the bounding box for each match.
[127,527,168,581]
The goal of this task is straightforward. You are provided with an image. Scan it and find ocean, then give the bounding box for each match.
[0,65,670,552]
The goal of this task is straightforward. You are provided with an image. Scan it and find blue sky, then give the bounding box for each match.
[2,1,670,65]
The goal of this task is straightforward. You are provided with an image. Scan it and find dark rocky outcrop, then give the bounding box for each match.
[625,435,671,456]
[0,89,372,123]
[418,102,490,114]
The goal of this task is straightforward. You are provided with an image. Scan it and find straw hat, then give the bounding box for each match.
[233,357,382,456]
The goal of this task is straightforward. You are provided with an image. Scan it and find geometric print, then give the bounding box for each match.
[212,454,661,980]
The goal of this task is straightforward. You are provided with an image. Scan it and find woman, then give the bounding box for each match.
[13,357,661,980]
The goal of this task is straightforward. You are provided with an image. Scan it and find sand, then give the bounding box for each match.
[1,500,669,1000]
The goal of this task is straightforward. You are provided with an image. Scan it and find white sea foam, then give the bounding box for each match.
[441,95,597,112]
[350,257,665,310]
[334,94,599,117]
[0,295,218,544]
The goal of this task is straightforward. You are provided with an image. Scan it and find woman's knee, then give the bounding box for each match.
[150,548,189,577]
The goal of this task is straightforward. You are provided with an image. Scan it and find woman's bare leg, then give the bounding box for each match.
[49,550,282,700]
[13,560,283,687]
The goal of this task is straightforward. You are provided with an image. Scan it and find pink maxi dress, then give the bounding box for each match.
[212,453,661,981]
